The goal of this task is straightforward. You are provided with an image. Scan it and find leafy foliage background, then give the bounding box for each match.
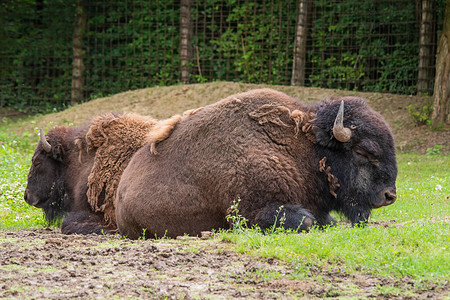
[0,0,445,112]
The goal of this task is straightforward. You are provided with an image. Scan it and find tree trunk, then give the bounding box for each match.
[180,0,193,84]
[71,0,87,105]
[291,0,310,86]
[417,0,436,96]
[431,0,450,127]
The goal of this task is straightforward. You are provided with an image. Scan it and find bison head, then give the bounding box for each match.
[24,129,68,223]
[312,97,397,224]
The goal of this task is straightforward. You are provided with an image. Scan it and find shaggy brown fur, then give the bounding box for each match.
[147,107,204,154]
[86,113,158,227]
[116,89,329,238]
[147,115,182,155]
[249,104,316,140]
[319,156,340,198]
[86,112,185,227]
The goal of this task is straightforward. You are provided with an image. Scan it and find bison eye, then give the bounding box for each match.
[32,156,44,166]
[354,148,368,157]
[354,147,379,166]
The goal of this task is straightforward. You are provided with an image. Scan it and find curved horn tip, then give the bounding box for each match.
[338,100,345,114]
[39,128,52,153]
[332,100,352,143]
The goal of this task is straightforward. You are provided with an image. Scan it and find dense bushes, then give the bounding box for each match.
[0,0,443,112]
[309,0,420,94]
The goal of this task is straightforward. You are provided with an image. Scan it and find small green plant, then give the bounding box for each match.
[225,198,248,233]
[268,205,286,234]
[138,228,147,240]
[426,144,444,155]
[154,230,169,240]
[193,74,208,83]
[407,103,433,126]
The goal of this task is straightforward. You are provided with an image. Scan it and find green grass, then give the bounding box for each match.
[220,153,449,285]
[222,219,449,279]
[0,126,449,287]
[0,129,46,228]
[388,154,449,222]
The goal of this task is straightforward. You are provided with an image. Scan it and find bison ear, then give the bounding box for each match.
[51,144,64,162]
[311,125,340,149]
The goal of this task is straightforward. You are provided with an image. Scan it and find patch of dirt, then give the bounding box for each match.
[2,82,449,154]
[1,228,447,299]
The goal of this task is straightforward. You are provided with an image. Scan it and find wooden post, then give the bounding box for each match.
[71,0,87,105]
[431,0,450,127]
[291,0,310,86]
[180,0,193,84]
[417,0,436,96]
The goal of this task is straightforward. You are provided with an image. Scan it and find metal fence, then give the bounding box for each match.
[0,0,444,112]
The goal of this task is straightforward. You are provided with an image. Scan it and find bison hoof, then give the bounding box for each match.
[61,212,113,235]
[254,204,316,233]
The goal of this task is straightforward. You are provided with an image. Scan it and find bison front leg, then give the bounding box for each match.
[253,203,317,232]
[61,211,115,235]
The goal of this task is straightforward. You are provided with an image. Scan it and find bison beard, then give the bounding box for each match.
[116,89,398,239]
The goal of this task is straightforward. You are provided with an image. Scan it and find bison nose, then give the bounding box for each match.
[383,188,397,205]
[24,189,36,206]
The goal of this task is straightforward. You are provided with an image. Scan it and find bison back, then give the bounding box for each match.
[116,89,318,239]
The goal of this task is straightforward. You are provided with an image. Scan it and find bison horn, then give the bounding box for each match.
[39,129,52,153]
[332,101,352,143]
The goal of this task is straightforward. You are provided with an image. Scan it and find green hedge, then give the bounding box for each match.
[0,0,444,112]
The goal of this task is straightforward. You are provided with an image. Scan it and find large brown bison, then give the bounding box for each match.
[24,113,182,234]
[116,89,398,239]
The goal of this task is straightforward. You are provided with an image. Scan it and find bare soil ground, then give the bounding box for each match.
[1,228,448,299]
[2,82,449,154]
[1,83,449,299]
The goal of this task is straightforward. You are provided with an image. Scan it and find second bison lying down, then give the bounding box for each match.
[26,89,397,238]
[24,112,183,234]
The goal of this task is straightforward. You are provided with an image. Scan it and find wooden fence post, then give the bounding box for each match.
[417,0,436,96]
[180,0,193,84]
[291,0,310,86]
[71,0,87,105]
